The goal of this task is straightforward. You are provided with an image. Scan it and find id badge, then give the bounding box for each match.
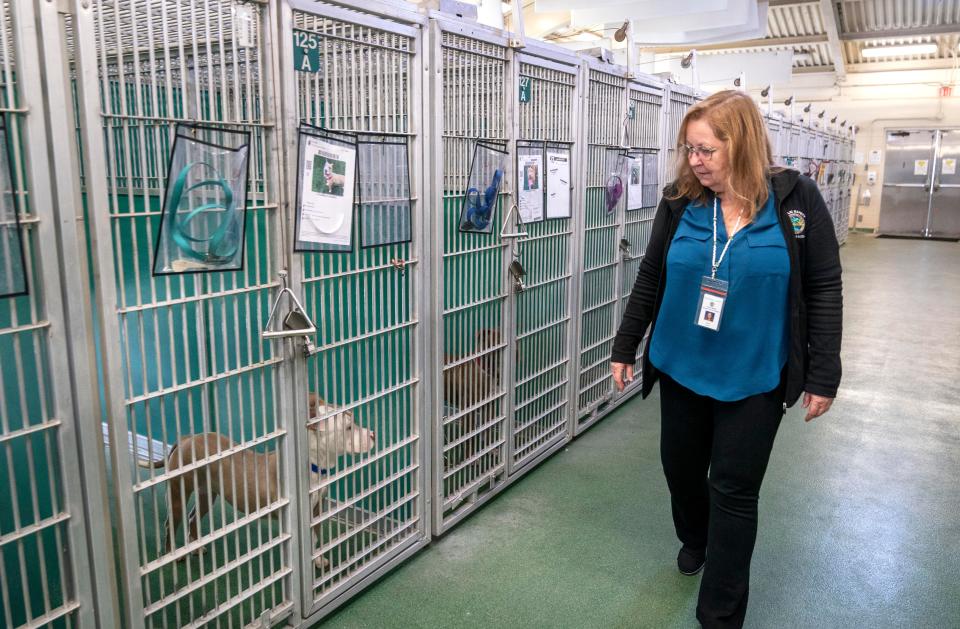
[696,276,728,331]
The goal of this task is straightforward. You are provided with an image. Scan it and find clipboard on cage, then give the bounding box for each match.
[459,140,508,234]
[0,114,27,298]
[152,123,251,275]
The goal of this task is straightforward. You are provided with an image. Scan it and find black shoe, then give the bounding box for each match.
[677,545,706,575]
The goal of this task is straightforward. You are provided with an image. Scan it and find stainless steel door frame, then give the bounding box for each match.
[572,72,676,436]
[619,77,666,400]
[928,129,960,238]
[573,62,628,436]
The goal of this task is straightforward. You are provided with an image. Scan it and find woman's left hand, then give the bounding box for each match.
[802,393,834,422]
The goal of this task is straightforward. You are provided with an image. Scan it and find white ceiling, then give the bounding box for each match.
[511,0,960,77]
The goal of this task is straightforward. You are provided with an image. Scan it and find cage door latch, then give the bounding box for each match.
[262,271,319,357]
[509,259,526,294]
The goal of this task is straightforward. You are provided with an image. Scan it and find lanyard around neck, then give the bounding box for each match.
[711,196,744,280]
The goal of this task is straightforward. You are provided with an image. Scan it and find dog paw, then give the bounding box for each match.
[314,555,330,570]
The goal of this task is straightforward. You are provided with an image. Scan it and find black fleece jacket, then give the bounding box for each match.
[611,168,843,407]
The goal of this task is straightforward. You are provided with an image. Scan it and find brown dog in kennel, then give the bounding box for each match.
[441,328,504,468]
[138,394,375,569]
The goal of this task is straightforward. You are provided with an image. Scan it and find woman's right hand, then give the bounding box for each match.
[611,362,634,392]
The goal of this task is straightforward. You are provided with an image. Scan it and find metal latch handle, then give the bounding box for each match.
[508,259,526,294]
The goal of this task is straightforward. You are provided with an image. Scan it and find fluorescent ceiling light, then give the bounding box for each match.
[861,43,938,58]
[573,0,748,30]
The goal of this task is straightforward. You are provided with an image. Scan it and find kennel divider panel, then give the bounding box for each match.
[509,50,579,474]
[73,1,294,626]
[573,62,627,436]
[767,115,783,165]
[618,79,665,400]
[0,1,119,626]
[662,85,697,188]
[430,17,512,535]
[285,2,430,620]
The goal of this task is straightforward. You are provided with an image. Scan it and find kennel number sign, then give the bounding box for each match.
[519,76,532,103]
[294,29,322,73]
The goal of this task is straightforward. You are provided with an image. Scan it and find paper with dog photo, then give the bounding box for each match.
[627,156,644,210]
[518,152,544,223]
[546,149,571,219]
[299,135,355,246]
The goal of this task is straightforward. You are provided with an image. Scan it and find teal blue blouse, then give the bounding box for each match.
[648,189,790,401]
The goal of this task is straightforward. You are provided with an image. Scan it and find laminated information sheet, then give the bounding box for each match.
[295,127,357,252]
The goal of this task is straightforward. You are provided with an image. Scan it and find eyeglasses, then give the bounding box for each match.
[680,144,719,160]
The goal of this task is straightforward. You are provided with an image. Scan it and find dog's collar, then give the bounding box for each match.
[311,463,335,475]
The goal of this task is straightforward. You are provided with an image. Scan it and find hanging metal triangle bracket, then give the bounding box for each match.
[500,203,529,240]
[262,271,317,340]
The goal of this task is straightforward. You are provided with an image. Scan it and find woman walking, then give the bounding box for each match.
[610,90,843,628]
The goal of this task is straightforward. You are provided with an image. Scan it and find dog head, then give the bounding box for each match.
[475,327,501,351]
[307,394,376,467]
[323,162,334,180]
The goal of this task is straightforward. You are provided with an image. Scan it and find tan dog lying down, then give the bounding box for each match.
[442,328,502,412]
[139,394,375,568]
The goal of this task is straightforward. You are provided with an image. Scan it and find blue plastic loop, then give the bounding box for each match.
[168,161,241,264]
[464,168,503,230]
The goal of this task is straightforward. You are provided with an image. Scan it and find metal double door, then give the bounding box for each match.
[879,128,960,239]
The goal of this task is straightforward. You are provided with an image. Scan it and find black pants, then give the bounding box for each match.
[658,373,786,629]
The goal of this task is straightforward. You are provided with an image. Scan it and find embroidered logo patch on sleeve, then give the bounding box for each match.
[788,210,806,237]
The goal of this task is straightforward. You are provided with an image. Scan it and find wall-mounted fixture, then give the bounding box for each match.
[614,20,629,43]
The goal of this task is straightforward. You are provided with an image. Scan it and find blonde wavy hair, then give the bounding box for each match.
[668,90,777,220]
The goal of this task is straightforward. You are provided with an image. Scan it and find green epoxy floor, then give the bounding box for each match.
[316,234,960,629]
